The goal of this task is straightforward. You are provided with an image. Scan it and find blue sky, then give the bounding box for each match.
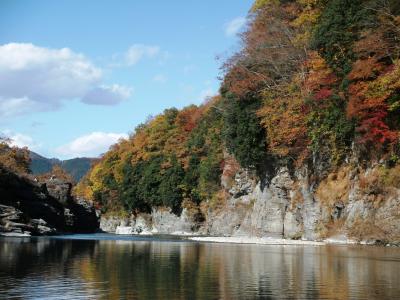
[0,0,253,159]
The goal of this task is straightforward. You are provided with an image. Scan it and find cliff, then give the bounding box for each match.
[0,166,99,236]
[99,158,400,245]
[78,0,400,245]
[206,159,400,244]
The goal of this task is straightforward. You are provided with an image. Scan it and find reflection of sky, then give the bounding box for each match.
[3,277,107,300]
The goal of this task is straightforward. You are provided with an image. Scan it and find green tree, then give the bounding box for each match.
[120,159,150,212]
[312,0,373,76]
[222,91,267,172]
[159,155,185,214]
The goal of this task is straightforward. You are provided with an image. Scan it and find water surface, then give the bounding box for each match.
[0,234,399,299]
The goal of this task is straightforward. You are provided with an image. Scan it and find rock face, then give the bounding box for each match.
[0,204,56,236]
[100,215,128,233]
[205,167,316,239]
[68,198,99,233]
[103,162,400,244]
[152,208,198,233]
[100,208,202,235]
[46,178,72,205]
[204,163,400,243]
[0,166,99,236]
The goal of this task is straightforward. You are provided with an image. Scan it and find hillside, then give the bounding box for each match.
[30,151,94,181]
[0,138,99,236]
[77,0,400,243]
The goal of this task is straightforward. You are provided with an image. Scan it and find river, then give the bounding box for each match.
[0,234,399,299]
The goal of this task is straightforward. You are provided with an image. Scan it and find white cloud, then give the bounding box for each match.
[9,133,39,150]
[111,44,160,67]
[152,74,167,83]
[224,17,246,37]
[1,130,41,151]
[0,97,37,119]
[125,44,160,66]
[110,44,167,67]
[0,43,131,119]
[82,84,133,105]
[55,132,128,158]
[0,43,101,102]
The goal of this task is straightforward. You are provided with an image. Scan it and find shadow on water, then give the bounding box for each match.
[0,234,400,299]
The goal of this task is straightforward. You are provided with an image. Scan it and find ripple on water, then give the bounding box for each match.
[0,234,399,299]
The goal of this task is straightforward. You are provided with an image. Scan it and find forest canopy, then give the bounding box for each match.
[77,0,400,215]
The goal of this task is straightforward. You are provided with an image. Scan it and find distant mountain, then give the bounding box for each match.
[30,151,94,181]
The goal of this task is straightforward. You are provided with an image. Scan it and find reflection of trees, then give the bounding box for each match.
[75,242,400,299]
[0,237,98,298]
[75,241,219,299]
[0,237,96,278]
[1,238,400,299]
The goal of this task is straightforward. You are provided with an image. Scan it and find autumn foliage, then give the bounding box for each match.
[0,137,31,175]
[37,164,75,184]
[75,98,224,213]
[253,0,399,163]
[347,15,400,150]
[78,0,400,215]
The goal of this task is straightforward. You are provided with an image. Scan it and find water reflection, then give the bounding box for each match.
[0,235,399,299]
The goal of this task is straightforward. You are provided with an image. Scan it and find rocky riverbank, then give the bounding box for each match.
[99,160,400,246]
[0,166,99,236]
[100,206,203,235]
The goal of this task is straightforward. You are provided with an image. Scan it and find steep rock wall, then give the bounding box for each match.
[100,162,400,244]
[101,207,202,235]
[206,164,400,243]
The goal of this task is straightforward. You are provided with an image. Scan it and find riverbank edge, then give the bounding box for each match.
[188,236,400,247]
[189,236,335,246]
[112,225,397,247]
[3,228,397,247]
